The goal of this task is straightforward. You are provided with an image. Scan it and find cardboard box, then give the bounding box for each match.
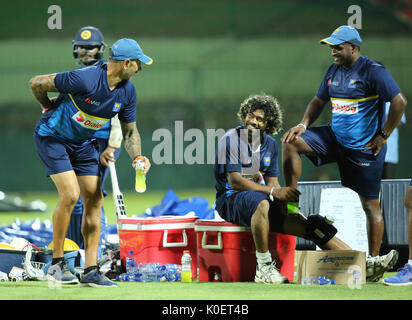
[296,250,366,285]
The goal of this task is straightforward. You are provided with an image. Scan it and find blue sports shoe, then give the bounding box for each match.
[383,264,412,286]
[79,269,118,288]
[47,261,79,284]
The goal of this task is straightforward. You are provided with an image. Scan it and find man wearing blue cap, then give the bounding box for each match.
[281,26,407,282]
[41,26,115,262]
[30,38,152,287]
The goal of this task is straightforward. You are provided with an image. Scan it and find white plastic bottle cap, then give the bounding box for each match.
[325,215,335,224]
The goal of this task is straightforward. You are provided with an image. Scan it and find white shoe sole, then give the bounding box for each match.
[383,280,412,287]
[47,274,79,284]
[78,282,118,288]
[254,275,288,284]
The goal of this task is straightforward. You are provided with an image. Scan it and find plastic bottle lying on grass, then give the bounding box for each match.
[301,275,334,285]
[116,263,182,282]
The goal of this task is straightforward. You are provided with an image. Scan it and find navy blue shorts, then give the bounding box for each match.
[301,124,386,199]
[34,132,100,177]
[215,191,285,231]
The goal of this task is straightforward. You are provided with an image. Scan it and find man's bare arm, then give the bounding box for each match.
[265,176,281,189]
[365,92,407,155]
[29,74,58,109]
[281,96,327,144]
[227,172,300,202]
[121,121,142,160]
[121,121,151,174]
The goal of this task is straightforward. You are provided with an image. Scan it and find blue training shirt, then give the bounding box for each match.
[67,59,112,141]
[37,61,136,145]
[316,56,401,150]
[89,60,111,140]
[214,126,280,198]
[384,102,407,164]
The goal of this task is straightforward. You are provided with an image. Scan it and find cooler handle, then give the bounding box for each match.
[201,231,223,250]
[162,229,188,247]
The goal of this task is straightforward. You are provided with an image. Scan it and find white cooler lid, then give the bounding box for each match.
[117,216,198,231]
[194,219,251,232]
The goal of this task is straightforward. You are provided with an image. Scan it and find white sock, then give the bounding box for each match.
[408,260,412,266]
[256,250,272,267]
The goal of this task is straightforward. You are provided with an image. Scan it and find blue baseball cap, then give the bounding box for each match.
[320,26,362,47]
[110,38,153,65]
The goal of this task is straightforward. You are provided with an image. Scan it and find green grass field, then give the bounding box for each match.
[1,278,411,300]
[0,190,411,300]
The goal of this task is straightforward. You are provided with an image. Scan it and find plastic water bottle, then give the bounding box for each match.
[118,262,183,282]
[181,250,192,282]
[318,276,335,285]
[125,250,136,274]
[301,275,334,285]
[287,202,300,214]
[135,157,146,193]
[157,264,168,282]
[116,273,130,282]
[168,264,182,281]
[141,263,160,282]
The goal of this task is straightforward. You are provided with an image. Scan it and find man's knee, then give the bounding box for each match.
[282,137,314,156]
[359,197,381,217]
[82,189,104,207]
[253,200,270,218]
[60,189,80,208]
[282,140,299,155]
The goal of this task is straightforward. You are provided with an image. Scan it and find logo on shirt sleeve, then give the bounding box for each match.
[264,157,271,166]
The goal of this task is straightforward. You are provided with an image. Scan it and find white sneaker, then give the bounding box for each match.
[255,261,288,284]
[366,249,399,282]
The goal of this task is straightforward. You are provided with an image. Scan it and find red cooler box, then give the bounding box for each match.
[195,220,295,282]
[118,216,198,279]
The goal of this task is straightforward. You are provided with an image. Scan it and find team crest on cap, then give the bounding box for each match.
[81,30,92,40]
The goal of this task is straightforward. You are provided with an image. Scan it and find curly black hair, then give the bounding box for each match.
[237,93,283,135]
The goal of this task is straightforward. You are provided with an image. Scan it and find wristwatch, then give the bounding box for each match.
[379,130,389,140]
